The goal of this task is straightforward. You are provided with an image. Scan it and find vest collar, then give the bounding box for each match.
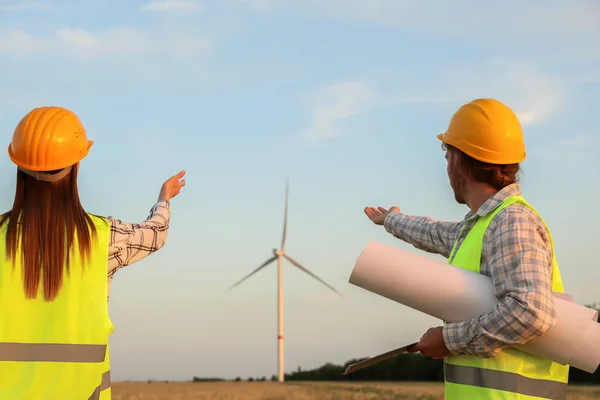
[464,183,522,220]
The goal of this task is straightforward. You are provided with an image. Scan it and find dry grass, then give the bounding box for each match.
[111,381,600,399]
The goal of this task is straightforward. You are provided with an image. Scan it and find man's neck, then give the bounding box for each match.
[466,183,499,214]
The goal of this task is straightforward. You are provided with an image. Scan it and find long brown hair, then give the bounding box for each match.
[0,165,97,301]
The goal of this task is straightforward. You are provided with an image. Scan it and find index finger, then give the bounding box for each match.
[173,170,186,179]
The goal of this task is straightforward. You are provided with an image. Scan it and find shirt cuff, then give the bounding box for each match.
[153,201,170,210]
[383,212,404,235]
[443,322,471,355]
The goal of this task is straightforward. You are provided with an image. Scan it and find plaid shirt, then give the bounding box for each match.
[384,183,557,358]
[106,201,171,298]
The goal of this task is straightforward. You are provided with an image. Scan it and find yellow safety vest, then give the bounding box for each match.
[0,214,114,400]
[444,195,569,400]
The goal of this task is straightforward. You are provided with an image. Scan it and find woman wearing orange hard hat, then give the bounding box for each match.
[0,106,186,399]
[366,98,569,399]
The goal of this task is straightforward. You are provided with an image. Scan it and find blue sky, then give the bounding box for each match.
[1,0,599,381]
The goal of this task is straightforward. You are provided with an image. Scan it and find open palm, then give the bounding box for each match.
[364,206,400,225]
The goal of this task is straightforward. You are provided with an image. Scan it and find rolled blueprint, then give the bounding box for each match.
[349,241,600,373]
[570,322,600,372]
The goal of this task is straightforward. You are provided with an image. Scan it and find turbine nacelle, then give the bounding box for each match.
[273,248,283,257]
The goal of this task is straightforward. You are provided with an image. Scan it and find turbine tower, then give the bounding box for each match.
[228,179,343,383]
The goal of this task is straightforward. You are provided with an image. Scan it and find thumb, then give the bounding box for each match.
[406,343,420,353]
[389,206,401,213]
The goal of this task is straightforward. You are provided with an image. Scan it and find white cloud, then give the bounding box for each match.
[141,0,203,12]
[167,36,212,57]
[234,0,596,124]
[267,0,600,37]
[0,28,148,59]
[238,0,600,60]
[560,135,586,148]
[439,59,566,127]
[297,60,564,144]
[236,0,288,12]
[0,2,60,12]
[300,81,374,141]
[546,134,594,165]
[57,28,150,58]
[0,27,211,59]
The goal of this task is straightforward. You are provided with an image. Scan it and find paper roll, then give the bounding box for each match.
[349,241,497,322]
[349,241,600,373]
[511,296,594,367]
[570,322,600,372]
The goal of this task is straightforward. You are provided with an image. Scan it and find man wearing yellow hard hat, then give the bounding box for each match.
[365,98,568,400]
[0,106,185,399]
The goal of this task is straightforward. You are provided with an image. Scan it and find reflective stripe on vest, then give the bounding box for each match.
[0,342,106,362]
[444,195,569,400]
[444,363,568,399]
[89,370,111,400]
[95,342,113,399]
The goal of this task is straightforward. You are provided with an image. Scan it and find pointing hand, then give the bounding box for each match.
[158,170,186,202]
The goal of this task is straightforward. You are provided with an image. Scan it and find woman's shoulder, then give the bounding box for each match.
[86,213,112,231]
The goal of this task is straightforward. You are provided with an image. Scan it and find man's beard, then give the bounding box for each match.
[453,188,467,205]
[449,170,467,205]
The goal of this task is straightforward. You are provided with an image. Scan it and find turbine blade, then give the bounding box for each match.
[228,256,277,291]
[281,179,289,250]
[283,253,343,297]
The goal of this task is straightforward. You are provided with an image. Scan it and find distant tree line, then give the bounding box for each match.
[206,304,599,385]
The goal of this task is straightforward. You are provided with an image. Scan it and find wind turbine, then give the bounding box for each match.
[228,180,343,383]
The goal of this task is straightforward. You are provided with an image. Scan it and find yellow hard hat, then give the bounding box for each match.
[8,106,93,171]
[437,98,526,164]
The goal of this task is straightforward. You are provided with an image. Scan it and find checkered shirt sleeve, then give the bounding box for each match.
[106,201,171,280]
[384,213,462,259]
[383,193,557,358]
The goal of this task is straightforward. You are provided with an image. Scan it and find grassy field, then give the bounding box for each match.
[111,381,600,399]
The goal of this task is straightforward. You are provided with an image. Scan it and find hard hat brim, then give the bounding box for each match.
[8,140,94,172]
[437,132,526,165]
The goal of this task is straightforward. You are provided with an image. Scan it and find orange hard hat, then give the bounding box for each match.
[437,98,526,164]
[8,106,93,171]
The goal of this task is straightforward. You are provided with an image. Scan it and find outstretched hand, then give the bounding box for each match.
[364,206,401,225]
[158,170,186,202]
